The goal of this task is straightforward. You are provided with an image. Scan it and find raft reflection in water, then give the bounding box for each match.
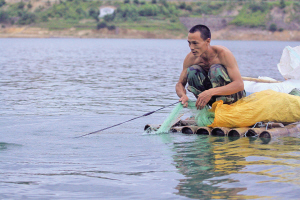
[169,134,300,199]
[172,136,247,199]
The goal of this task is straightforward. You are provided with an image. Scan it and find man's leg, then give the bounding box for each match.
[187,65,212,98]
[208,64,246,104]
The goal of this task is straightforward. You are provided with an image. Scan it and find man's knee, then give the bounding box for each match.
[187,65,206,76]
[187,65,210,96]
[187,65,207,82]
[208,64,231,87]
[208,64,228,78]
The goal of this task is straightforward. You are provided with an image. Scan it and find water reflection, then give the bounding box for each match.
[171,136,247,199]
[170,135,300,199]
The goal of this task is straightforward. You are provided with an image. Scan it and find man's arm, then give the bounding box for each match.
[196,48,244,109]
[176,53,194,107]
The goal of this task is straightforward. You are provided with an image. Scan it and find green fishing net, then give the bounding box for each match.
[156,103,184,134]
[194,105,215,127]
[155,100,215,134]
[289,88,300,97]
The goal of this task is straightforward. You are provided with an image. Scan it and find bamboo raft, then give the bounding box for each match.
[144,119,300,139]
[144,77,300,139]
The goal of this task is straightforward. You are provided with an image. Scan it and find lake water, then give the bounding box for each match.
[1,38,300,199]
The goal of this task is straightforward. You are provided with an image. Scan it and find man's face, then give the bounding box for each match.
[187,32,210,57]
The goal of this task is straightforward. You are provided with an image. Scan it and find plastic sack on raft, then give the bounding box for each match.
[277,46,300,80]
[208,90,300,128]
[243,78,300,94]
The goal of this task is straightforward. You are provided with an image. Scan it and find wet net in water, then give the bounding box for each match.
[155,101,215,134]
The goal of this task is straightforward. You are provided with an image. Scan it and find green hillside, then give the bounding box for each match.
[0,0,299,33]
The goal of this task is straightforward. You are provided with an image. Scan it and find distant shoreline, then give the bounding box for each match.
[1,25,300,41]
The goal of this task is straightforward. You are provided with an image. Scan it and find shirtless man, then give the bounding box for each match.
[176,24,246,110]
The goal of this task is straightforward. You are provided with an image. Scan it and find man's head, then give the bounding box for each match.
[189,24,211,41]
[188,24,211,57]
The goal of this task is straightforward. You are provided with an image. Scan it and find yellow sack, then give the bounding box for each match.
[209,90,300,128]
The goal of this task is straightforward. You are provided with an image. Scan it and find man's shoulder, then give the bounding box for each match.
[212,45,230,53]
[182,52,200,69]
[212,45,233,58]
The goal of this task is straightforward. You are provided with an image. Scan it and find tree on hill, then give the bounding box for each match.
[0,0,6,7]
[17,11,36,25]
[0,10,9,23]
[89,8,100,22]
[280,0,286,9]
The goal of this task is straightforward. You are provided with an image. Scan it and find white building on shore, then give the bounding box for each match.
[99,6,116,18]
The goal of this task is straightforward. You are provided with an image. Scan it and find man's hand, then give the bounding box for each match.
[196,90,213,110]
[179,94,189,108]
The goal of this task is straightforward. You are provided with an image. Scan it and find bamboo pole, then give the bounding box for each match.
[172,115,184,127]
[196,127,212,135]
[228,128,250,137]
[144,114,183,133]
[259,128,287,138]
[265,122,285,128]
[144,124,161,132]
[245,128,266,137]
[180,119,197,126]
[211,127,231,136]
[182,126,199,134]
[259,122,300,138]
[170,126,183,133]
[242,77,281,83]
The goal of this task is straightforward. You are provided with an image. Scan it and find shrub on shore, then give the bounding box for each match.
[97,21,106,29]
[269,23,277,32]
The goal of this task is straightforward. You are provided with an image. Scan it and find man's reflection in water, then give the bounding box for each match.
[172,135,249,199]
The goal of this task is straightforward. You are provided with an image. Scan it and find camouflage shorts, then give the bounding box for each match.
[187,64,246,105]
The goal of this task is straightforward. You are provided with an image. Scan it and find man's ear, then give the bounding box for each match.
[206,38,211,44]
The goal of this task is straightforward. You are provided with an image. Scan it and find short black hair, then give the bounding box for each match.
[189,24,211,40]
